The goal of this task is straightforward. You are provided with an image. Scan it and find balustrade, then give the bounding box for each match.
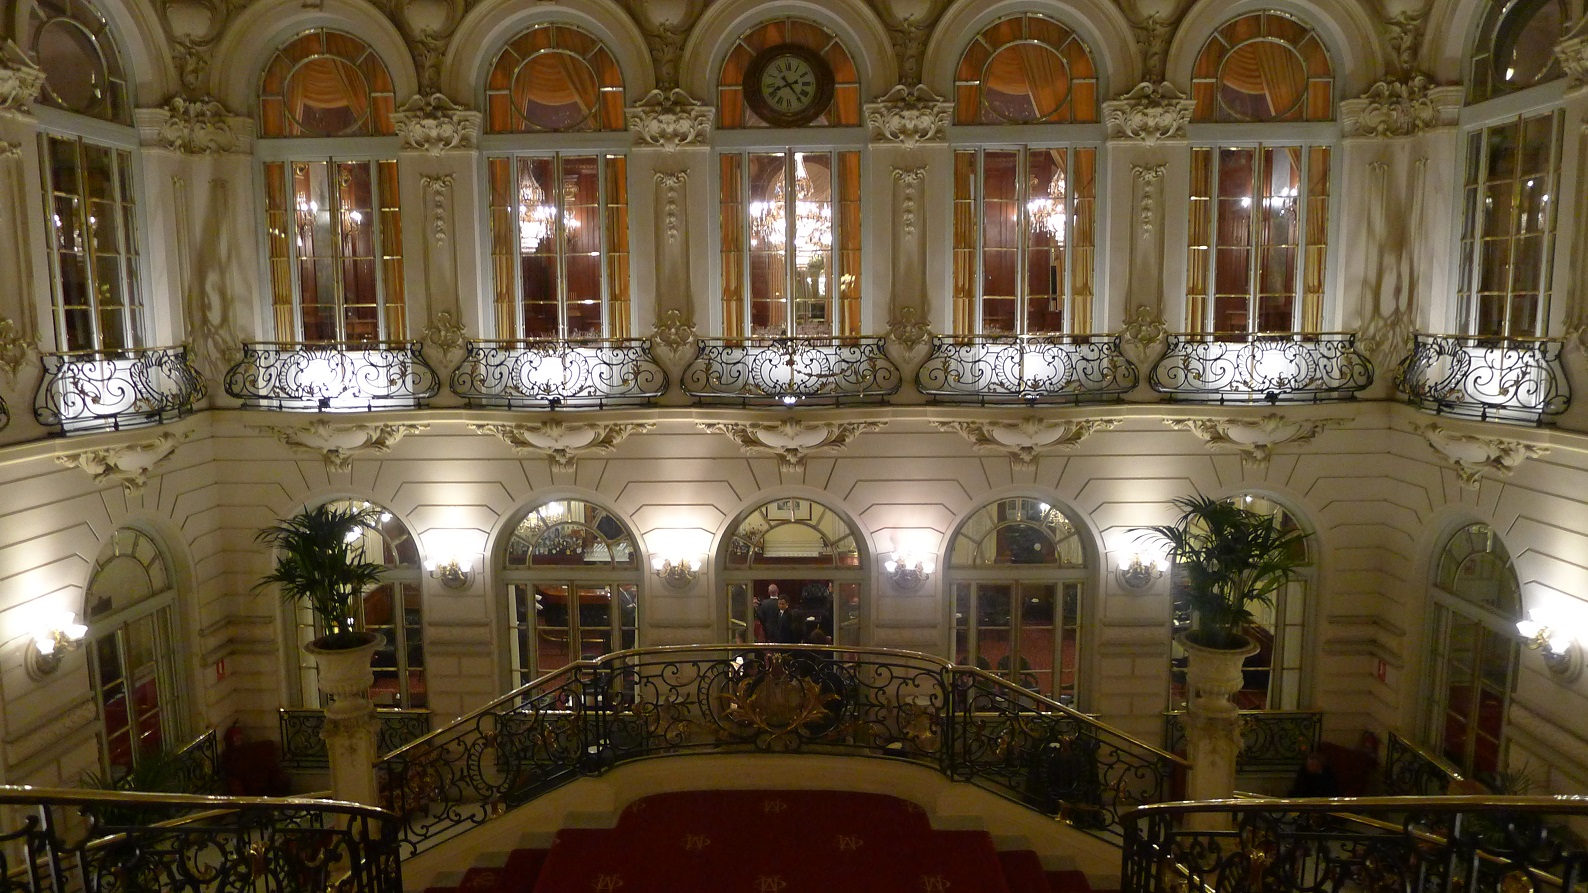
[681,337,900,405]
[916,334,1137,405]
[450,339,667,409]
[34,345,206,435]
[1150,333,1373,403]
[1383,729,1464,796]
[1163,710,1321,773]
[1397,333,1569,424]
[279,707,432,770]
[225,341,439,411]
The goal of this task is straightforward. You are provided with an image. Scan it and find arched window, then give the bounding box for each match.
[723,498,863,646]
[948,497,1085,704]
[1186,12,1334,334]
[1457,0,1567,337]
[258,30,404,342]
[951,14,1098,335]
[26,0,144,354]
[484,24,630,339]
[502,500,639,685]
[1168,494,1313,710]
[84,528,185,779]
[1423,523,1520,775]
[717,19,860,129]
[288,499,426,709]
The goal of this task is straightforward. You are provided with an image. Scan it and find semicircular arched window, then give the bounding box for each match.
[502,500,639,684]
[259,29,396,138]
[84,528,185,780]
[485,24,624,133]
[1191,11,1332,124]
[1469,0,1566,103]
[948,497,1086,704]
[26,0,129,124]
[954,14,1097,125]
[722,498,863,646]
[717,18,860,128]
[1424,523,1520,775]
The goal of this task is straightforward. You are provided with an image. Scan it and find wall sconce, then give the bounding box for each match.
[884,550,935,590]
[424,554,475,590]
[27,613,89,679]
[1516,618,1581,679]
[1117,553,1166,590]
[650,555,701,588]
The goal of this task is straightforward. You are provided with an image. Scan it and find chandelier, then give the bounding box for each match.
[518,172,579,253]
[747,155,832,264]
[1025,173,1067,243]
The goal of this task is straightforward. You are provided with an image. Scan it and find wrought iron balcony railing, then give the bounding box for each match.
[225,341,440,411]
[34,345,206,435]
[1163,710,1322,773]
[375,644,1183,857]
[0,785,400,893]
[280,707,431,770]
[917,334,1138,405]
[1150,332,1374,403]
[1123,796,1588,893]
[450,339,668,409]
[1397,333,1570,424]
[1383,729,1464,796]
[681,337,901,405]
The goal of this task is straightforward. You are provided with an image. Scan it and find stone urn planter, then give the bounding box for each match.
[1177,631,1260,717]
[305,632,383,718]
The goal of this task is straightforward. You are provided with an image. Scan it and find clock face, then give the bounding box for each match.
[744,44,835,127]
[759,54,819,115]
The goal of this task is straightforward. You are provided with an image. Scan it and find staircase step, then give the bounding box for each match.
[496,849,549,893]
[999,850,1049,893]
[1050,870,1095,893]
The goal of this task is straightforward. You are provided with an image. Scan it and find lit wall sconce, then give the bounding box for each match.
[1117,553,1166,590]
[650,555,701,588]
[884,550,935,590]
[424,553,475,590]
[1516,618,1581,680]
[28,612,89,679]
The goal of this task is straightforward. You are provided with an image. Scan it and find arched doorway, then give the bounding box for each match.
[502,499,640,685]
[723,498,863,646]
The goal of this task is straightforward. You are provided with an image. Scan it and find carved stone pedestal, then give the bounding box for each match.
[306,633,383,806]
[1177,633,1259,830]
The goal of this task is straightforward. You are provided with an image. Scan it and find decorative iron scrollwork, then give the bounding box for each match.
[225,341,440,411]
[1164,710,1321,772]
[0,393,8,431]
[279,707,431,770]
[1396,333,1569,425]
[916,334,1138,405]
[450,339,668,409]
[34,345,206,435]
[681,338,901,405]
[1383,730,1462,796]
[1150,333,1374,403]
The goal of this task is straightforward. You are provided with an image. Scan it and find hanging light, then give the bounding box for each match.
[1026,173,1067,243]
[518,170,579,253]
[748,155,832,265]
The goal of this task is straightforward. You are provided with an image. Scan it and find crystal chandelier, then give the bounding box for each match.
[1026,174,1067,243]
[518,172,579,253]
[747,155,832,264]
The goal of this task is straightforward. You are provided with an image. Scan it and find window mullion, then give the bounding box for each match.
[325,157,346,342]
[1249,146,1265,334]
[1017,150,1029,336]
[598,155,609,338]
[555,155,568,340]
[974,151,986,336]
[369,160,388,342]
[1293,147,1308,332]
[1505,122,1525,336]
[77,139,105,350]
[784,152,796,335]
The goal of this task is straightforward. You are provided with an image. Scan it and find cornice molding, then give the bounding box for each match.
[249,420,426,471]
[700,420,884,471]
[471,421,653,469]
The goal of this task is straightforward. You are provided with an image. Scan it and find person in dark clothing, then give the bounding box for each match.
[778,599,806,643]
[1289,751,1342,797]
[755,584,784,643]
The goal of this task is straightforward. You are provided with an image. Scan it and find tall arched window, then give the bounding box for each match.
[951,14,1098,335]
[258,30,404,342]
[724,498,863,646]
[717,19,862,337]
[502,500,639,685]
[1186,12,1334,334]
[1456,0,1567,337]
[1168,494,1313,710]
[84,528,185,779]
[288,499,426,708]
[1424,523,1520,775]
[484,24,630,339]
[949,497,1086,704]
[27,0,145,353]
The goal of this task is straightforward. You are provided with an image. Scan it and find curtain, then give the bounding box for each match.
[1218,42,1305,120]
[982,44,1067,121]
[511,52,593,124]
[285,57,369,132]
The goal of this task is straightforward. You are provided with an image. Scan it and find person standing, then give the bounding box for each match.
[756,584,784,643]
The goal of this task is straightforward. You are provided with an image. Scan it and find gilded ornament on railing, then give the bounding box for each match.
[1396,333,1570,424]
[35,345,208,435]
[682,338,902,405]
[917,334,1137,405]
[714,656,841,750]
[451,339,668,409]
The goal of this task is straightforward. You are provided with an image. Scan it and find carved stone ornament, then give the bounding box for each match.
[150,97,241,154]
[700,420,884,472]
[1357,305,1415,371]
[392,93,480,155]
[891,166,925,237]
[1560,33,1588,88]
[1132,164,1166,236]
[1131,12,1177,83]
[56,430,188,494]
[864,84,952,148]
[651,309,697,355]
[0,42,46,115]
[250,420,427,472]
[421,310,467,364]
[885,306,932,352]
[933,418,1117,469]
[472,421,654,470]
[1120,304,1169,350]
[420,173,452,245]
[1413,422,1547,487]
[626,89,713,150]
[0,317,38,386]
[1103,82,1194,143]
[1349,76,1439,137]
[1167,414,1348,468]
[656,171,687,244]
[1385,9,1427,74]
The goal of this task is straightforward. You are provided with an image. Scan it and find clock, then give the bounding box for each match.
[743,43,835,127]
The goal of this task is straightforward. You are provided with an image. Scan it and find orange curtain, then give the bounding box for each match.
[1219,43,1305,119]
[982,44,1067,120]
[285,58,369,132]
[512,53,591,121]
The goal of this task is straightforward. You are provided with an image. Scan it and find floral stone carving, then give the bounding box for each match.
[652,309,697,355]
[152,97,241,154]
[56,430,189,493]
[251,421,427,472]
[471,421,653,470]
[1167,414,1348,468]
[1413,422,1546,487]
[626,89,713,150]
[864,85,951,147]
[392,94,480,155]
[1348,76,1439,137]
[933,418,1117,469]
[0,43,45,115]
[700,420,884,472]
[1103,82,1194,143]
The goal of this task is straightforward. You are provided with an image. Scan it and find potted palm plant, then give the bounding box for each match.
[1136,493,1307,711]
[255,502,387,700]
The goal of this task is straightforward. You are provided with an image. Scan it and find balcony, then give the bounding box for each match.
[916,334,1137,405]
[450,339,668,409]
[1150,332,1373,403]
[681,337,900,406]
[34,345,206,436]
[1396,333,1569,425]
[225,341,440,412]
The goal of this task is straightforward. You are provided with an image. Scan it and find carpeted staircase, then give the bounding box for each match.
[424,790,1115,893]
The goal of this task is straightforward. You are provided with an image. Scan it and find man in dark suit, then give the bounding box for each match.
[756,584,784,643]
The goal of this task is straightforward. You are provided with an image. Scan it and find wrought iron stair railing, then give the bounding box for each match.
[280,707,431,770]
[1396,333,1570,424]
[374,645,1185,858]
[0,785,400,893]
[1163,709,1322,773]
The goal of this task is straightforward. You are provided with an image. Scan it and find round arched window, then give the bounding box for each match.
[27,0,129,123]
[723,498,863,646]
[1470,0,1566,102]
[485,24,624,133]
